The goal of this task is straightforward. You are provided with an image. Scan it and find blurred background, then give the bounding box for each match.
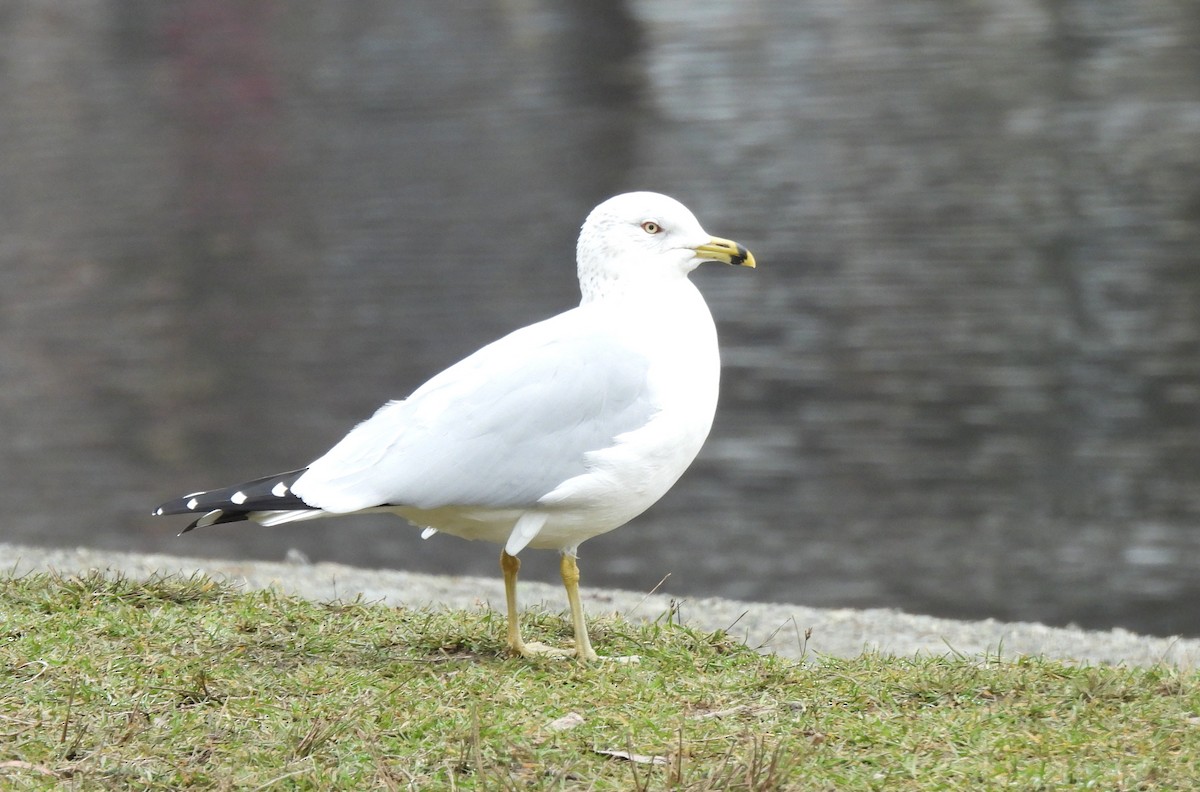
[2,1,1198,636]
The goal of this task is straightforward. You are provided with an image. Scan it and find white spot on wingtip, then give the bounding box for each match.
[231,491,248,505]
[421,527,438,540]
[186,498,199,511]
[154,508,163,516]
[271,482,289,497]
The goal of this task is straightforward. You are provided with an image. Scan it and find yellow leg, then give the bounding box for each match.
[500,550,572,659]
[500,550,524,654]
[560,553,598,662]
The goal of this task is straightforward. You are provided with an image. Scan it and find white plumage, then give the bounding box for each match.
[155,191,755,661]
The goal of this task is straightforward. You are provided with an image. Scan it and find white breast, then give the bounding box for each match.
[529,281,720,547]
[387,279,721,554]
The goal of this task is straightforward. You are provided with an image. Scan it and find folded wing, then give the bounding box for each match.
[292,310,657,514]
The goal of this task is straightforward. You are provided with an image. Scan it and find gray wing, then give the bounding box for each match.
[291,310,656,513]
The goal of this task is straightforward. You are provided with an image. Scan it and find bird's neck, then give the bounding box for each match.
[577,263,691,305]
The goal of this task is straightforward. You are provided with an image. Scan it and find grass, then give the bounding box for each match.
[1,572,1197,790]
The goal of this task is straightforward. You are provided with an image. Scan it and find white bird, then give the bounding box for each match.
[154,192,756,661]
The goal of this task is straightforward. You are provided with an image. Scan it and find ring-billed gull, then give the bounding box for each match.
[154,192,756,661]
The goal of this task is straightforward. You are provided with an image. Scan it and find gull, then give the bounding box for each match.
[154,192,756,661]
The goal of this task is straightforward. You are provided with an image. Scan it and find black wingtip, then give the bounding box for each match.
[157,468,315,533]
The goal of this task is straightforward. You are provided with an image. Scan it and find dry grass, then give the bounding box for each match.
[2,571,1197,790]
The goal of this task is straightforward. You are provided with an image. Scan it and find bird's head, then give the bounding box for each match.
[576,192,755,302]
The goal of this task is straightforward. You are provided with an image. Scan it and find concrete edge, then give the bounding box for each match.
[3,542,1196,668]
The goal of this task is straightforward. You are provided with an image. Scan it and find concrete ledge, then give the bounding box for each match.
[4,542,1196,667]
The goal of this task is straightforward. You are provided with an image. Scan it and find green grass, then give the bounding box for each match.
[1,572,1197,790]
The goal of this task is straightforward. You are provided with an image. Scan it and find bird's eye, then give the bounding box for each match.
[641,221,662,234]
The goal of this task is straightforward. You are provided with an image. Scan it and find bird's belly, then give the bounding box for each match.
[391,365,719,554]
[390,506,524,546]
[531,406,716,539]
[389,500,640,552]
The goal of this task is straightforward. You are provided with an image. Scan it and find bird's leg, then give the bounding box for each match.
[560,553,639,663]
[500,550,571,659]
[559,552,599,662]
[500,550,524,653]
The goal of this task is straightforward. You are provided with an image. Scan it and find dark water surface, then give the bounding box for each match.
[3,1,1199,636]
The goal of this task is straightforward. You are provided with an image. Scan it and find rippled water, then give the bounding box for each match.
[2,1,1198,636]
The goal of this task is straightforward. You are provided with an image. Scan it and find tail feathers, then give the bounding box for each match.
[153,468,315,533]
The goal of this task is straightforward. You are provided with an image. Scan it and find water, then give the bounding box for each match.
[2,0,1198,636]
